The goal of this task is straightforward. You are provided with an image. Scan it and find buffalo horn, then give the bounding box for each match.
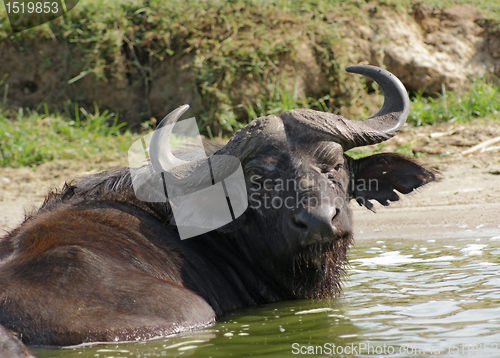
[346,65,409,136]
[149,105,239,188]
[149,104,192,173]
[280,65,410,150]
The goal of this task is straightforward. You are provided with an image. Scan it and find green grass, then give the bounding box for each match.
[0,72,499,167]
[405,0,500,19]
[244,74,500,125]
[1,0,500,167]
[243,76,333,120]
[0,104,140,167]
[2,0,498,137]
[409,77,500,126]
[1,0,360,135]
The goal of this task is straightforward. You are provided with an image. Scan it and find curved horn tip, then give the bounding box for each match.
[344,65,407,96]
[345,65,405,90]
[346,64,385,75]
[345,65,409,134]
[149,104,192,173]
[345,64,396,78]
[157,104,191,129]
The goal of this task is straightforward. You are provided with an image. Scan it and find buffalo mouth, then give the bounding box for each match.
[299,228,352,247]
[291,234,353,299]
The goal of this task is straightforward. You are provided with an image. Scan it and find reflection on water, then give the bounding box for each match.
[34,236,500,358]
[345,236,500,357]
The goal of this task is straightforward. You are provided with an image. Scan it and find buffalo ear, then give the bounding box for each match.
[347,153,435,211]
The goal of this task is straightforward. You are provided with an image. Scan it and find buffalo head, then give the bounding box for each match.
[148,65,435,299]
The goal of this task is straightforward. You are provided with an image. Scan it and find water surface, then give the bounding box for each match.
[34,235,500,357]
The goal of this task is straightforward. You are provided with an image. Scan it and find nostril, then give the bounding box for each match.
[291,207,343,245]
[331,207,340,222]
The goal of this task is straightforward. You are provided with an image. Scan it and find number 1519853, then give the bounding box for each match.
[6,1,59,13]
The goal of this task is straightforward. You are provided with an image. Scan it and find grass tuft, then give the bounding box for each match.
[2,74,498,167]
[409,77,500,126]
[0,104,139,167]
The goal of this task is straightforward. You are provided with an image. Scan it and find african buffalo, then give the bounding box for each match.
[0,65,434,348]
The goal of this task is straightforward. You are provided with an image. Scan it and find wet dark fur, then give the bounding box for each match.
[0,150,433,347]
[0,167,349,346]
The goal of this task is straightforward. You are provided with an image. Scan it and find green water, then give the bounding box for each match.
[33,235,500,358]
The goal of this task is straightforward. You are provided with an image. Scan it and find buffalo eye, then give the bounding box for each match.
[321,163,343,176]
[325,164,344,183]
[248,173,264,190]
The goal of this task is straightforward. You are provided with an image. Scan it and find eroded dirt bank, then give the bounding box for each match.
[1,3,499,130]
[1,121,500,239]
